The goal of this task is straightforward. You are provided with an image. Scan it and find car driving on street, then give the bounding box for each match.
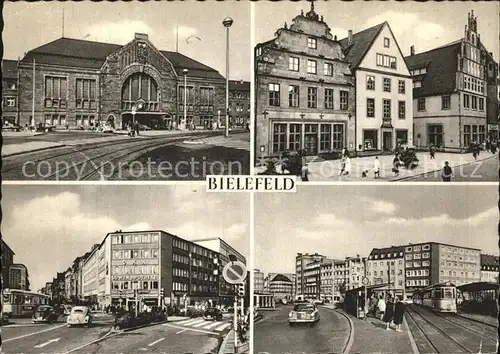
[67,306,93,327]
[32,305,59,324]
[203,308,223,321]
[288,303,320,325]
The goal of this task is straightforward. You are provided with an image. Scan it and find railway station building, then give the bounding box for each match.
[14,33,226,130]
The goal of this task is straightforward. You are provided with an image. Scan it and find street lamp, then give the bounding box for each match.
[183,68,188,130]
[223,17,233,138]
[131,105,137,127]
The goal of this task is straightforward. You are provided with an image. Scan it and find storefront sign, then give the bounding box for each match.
[488,124,498,131]
[111,275,158,281]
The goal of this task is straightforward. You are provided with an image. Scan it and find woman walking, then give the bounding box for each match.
[393,297,405,332]
[383,294,395,330]
[377,295,386,321]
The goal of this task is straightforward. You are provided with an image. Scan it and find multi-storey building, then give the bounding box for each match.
[192,237,246,305]
[345,255,366,290]
[341,22,413,153]
[266,272,296,298]
[8,264,29,290]
[295,252,325,297]
[15,33,226,130]
[304,259,322,299]
[480,254,499,283]
[406,11,488,151]
[44,282,53,299]
[51,272,66,304]
[1,239,15,289]
[366,246,405,297]
[320,259,335,301]
[267,273,294,301]
[482,50,500,140]
[229,80,250,128]
[333,260,347,301]
[253,269,265,292]
[255,4,355,158]
[64,268,73,302]
[81,244,101,305]
[404,242,481,296]
[2,59,19,125]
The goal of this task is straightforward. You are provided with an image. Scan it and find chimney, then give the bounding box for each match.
[348,30,353,44]
[410,45,415,56]
[135,33,148,40]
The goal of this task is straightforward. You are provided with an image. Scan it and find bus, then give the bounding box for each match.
[2,289,51,318]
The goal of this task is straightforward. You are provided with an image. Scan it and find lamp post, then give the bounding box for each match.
[131,105,137,127]
[183,69,188,130]
[217,109,221,130]
[223,17,233,138]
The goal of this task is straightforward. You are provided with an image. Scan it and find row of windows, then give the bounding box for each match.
[268,84,350,110]
[367,269,403,276]
[405,253,430,260]
[440,246,479,255]
[173,253,190,264]
[376,53,397,69]
[44,114,66,126]
[406,260,431,268]
[288,57,338,77]
[366,76,406,94]
[173,282,188,291]
[464,76,485,94]
[440,270,477,277]
[272,123,345,153]
[367,260,403,268]
[112,233,159,245]
[442,253,479,263]
[406,269,430,277]
[231,103,250,112]
[441,261,478,269]
[112,280,159,290]
[112,249,159,259]
[366,98,406,119]
[406,245,431,252]
[113,265,159,275]
[410,67,427,76]
[406,280,429,286]
[463,94,485,111]
[370,252,404,260]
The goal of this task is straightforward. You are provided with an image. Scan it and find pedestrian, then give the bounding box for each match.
[441,161,453,182]
[135,122,140,136]
[393,297,405,332]
[472,142,478,160]
[342,156,351,176]
[339,156,346,176]
[383,294,395,330]
[377,295,386,321]
[429,144,435,159]
[392,154,401,177]
[299,149,309,182]
[491,142,497,154]
[373,156,381,179]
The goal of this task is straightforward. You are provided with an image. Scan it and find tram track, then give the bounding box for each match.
[431,309,498,343]
[407,305,498,353]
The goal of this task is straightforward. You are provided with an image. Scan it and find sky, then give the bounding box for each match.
[255,0,500,62]
[1,185,249,291]
[255,185,498,276]
[3,1,251,81]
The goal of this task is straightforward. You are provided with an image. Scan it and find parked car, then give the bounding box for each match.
[288,303,320,325]
[203,308,223,321]
[67,306,93,327]
[32,305,59,324]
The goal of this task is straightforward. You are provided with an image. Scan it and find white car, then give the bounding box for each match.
[67,306,93,327]
[289,303,320,325]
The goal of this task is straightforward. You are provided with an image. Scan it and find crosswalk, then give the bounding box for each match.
[169,318,232,333]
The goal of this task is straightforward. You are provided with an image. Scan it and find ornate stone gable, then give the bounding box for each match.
[288,2,333,39]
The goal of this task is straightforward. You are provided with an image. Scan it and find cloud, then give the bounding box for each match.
[83,20,154,44]
[313,213,349,227]
[360,198,397,216]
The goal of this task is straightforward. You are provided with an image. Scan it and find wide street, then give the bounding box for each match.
[254,305,351,354]
[1,130,250,180]
[1,314,232,354]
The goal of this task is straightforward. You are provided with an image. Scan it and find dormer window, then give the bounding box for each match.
[307,37,317,49]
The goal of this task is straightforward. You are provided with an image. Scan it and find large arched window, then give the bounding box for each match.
[121,73,158,102]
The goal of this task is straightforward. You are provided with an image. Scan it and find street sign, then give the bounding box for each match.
[362,277,370,286]
[222,261,247,285]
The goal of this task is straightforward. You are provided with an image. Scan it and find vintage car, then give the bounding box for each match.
[288,303,320,325]
[67,306,93,327]
[203,308,223,321]
[32,305,59,324]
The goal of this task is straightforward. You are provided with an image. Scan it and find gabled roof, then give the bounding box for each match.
[369,245,405,258]
[481,254,499,267]
[339,22,386,69]
[2,59,18,79]
[21,37,224,80]
[404,41,461,97]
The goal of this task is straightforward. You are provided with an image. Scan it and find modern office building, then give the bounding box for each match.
[480,254,499,283]
[366,246,405,297]
[253,269,265,292]
[320,259,335,301]
[406,11,488,151]
[295,252,325,297]
[304,259,323,299]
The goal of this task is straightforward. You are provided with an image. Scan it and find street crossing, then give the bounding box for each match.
[169,318,232,333]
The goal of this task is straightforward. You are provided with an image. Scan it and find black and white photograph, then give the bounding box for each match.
[1,1,251,180]
[0,185,250,354]
[254,1,499,182]
[254,185,498,354]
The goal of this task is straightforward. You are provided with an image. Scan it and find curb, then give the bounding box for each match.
[217,329,234,354]
[2,144,67,158]
[334,309,355,354]
[392,154,497,182]
[118,320,168,332]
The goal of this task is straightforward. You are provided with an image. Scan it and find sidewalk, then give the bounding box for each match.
[218,329,249,354]
[349,315,416,353]
[255,151,496,181]
[458,312,498,327]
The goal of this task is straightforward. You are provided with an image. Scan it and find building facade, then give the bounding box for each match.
[344,255,366,290]
[229,80,250,127]
[266,272,296,298]
[320,259,335,301]
[253,269,265,292]
[51,272,66,304]
[15,33,226,130]
[304,259,322,299]
[483,50,500,140]
[342,22,413,153]
[2,59,19,125]
[295,252,325,297]
[1,239,15,289]
[255,4,355,158]
[333,260,346,301]
[8,264,29,290]
[406,11,488,152]
[366,246,405,297]
[267,273,294,301]
[480,254,499,283]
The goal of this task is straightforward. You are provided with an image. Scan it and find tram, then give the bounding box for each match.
[2,288,51,318]
[413,282,457,313]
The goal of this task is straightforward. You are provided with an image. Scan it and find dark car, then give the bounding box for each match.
[399,145,419,169]
[32,305,59,324]
[203,308,223,321]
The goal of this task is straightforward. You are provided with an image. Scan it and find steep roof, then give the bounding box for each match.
[340,22,386,69]
[1,59,18,79]
[271,274,292,283]
[481,254,499,267]
[404,41,461,97]
[369,245,405,258]
[21,37,224,79]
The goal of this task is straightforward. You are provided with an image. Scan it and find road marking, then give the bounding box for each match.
[214,323,231,332]
[176,329,188,334]
[60,329,114,354]
[204,321,224,330]
[148,337,165,347]
[193,320,212,328]
[34,337,60,348]
[3,324,66,342]
[163,323,218,335]
[177,318,202,326]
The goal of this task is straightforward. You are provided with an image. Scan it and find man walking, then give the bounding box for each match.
[441,161,453,182]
